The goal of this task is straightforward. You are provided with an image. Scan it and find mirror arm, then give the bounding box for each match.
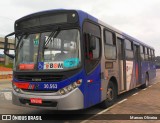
[5,32,15,38]
[4,32,15,59]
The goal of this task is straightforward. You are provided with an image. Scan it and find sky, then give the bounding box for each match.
[0,0,160,56]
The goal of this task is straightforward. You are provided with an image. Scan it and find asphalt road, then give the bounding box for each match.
[0,70,160,123]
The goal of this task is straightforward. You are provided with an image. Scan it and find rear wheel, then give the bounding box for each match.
[100,81,117,108]
[140,73,149,89]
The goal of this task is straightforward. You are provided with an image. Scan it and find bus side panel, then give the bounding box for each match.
[83,64,101,108]
[126,60,136,90]
[149,62,156,80]
[141,61,151,83]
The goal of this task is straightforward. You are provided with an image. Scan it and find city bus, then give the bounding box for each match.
[4,9,156,110]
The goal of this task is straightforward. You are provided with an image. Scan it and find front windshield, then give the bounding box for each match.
[15,34,39,70]
[15,29,81,71]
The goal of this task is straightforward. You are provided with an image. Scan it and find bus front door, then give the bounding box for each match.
[83,21,101,108]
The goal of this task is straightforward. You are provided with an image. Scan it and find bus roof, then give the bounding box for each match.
[16,9,154,49]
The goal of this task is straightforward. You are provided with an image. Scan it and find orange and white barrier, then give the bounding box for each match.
[0,71,13,79]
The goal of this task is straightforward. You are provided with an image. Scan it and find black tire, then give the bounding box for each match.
[140,73,149,89]
[99,81,117,108]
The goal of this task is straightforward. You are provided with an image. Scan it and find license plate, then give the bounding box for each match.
[30,98,42,104]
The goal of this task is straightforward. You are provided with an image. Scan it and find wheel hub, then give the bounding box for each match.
[107,88,113,101]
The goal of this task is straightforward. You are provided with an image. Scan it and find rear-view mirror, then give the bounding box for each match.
[4,32,15,59]
[89,35,96,50]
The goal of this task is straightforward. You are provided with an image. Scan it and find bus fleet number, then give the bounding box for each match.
[44,84,57,89]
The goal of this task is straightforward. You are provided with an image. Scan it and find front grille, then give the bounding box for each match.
[19,98,57,107]
[15,74,64,82]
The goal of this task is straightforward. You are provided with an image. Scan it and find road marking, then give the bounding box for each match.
[143,88,147,91]
[80,78,160,123]
[97,103,119,115]
[117,99,127,104]
[0,89,12,101]
[132,93,138,96]
[3,92,12,100]
[81,99,128,123]
[0,88,12,92]
[0,89,12,92]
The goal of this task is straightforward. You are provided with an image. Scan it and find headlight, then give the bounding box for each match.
[59,79,82,95]
[59,89,66,95]
[71,83,77,89]
[12,83,20,93]
[66,85,73,92]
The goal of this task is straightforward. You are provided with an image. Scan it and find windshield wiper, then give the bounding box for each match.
[45,31,56,46]
[44,28,60,47]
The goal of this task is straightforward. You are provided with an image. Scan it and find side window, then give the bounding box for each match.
[105,31,115,45]
[151,50,153,60]
[140,45,144,60]
[85,35,100,59]
[148,49,152,61]
[125,39,132,50]
[152,50,155,62]
[92,37,100,59]
[144,47,149,61]
[104,30,116,59]
[125,39,133,59]
[83,21,101,74]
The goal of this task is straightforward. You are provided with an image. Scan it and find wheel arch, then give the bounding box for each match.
[146,71,149,81]
[109,76,118,95]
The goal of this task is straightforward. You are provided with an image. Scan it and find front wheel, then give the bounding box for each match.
[99,81,117,108]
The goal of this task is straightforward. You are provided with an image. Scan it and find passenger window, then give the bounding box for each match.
[145,47,148,54]
[140,46,144,53]
[105,31,115,45]
[125,39,133,59]
[140,45,144,60]
[125,39,133,50]
[104,30,116,60]
[152,50,155,62]
[144,47,149,61]
[148,49,152,61]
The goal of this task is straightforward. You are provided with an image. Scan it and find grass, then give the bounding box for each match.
[0,63,13,68]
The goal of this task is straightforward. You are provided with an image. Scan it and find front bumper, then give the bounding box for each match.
[12,88,84,110]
